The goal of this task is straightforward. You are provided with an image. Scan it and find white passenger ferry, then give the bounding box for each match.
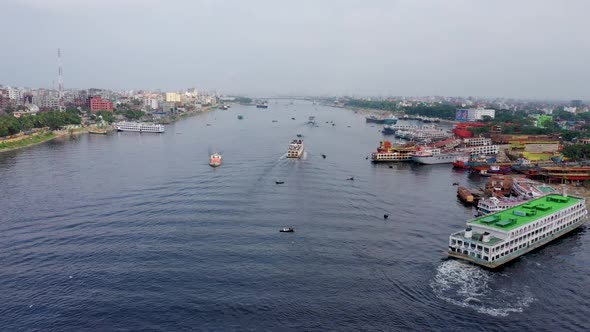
[464,144,499,155]
[115,122,165,133]
[287,139,304,158]
[410,147,466,165]
[448,193,587,268]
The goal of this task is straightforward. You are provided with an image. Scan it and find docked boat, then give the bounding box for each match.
[512,177,555,198]
[476,196,530,216]
[410,147,466,165]
[381,125,397,135]
[463,144,499,156]
[366,116,386,124]
[209,153,222,167]
[395,125,451,141]
[453,155,470,169]
[371,141,416,162]
[538,166,590,182]
[488,165,513,174]
[448,194,588,268]
[114,121,164,133]
[88,129,107,135]
[279,227,294,233]
[383,116,398,124]
[457,186,475,203]
[287,139,304,158]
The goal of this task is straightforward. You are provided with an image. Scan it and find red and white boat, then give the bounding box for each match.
[209,153,222,167]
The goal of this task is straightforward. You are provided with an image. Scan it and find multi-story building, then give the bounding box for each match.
[144,98,159,110]
[165,92,181,103]
[0,89,10,112]
[88,96,114,112]
[456,108,496,122]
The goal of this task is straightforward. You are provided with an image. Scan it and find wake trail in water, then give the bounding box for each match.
[429,260,535,317]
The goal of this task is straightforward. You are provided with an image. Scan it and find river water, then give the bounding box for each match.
[1,101,588,331]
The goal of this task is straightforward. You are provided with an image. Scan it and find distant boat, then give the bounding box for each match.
[272,120,278,122]
[296,134,303,138]
[88,129,107,135]
[115,121,164,133]
[275,180,285,184]
[256,101,269,108]
[237,115,243,120]
[279,227,294,232]
[209,153,222,167]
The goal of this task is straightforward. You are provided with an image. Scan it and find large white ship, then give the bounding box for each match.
[448,193,587,268]
[115,122,165,133]
[287,139,304,158]
[410,147,466,165]
[464,144,499,155]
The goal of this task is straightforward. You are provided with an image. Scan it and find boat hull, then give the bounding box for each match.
[412,153,464,165]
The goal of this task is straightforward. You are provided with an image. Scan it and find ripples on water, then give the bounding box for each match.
[0,101,589,331]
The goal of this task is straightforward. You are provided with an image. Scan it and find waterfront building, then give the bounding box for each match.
[449,194,587,268]
[456,108,496,122]
[88,96,114,112]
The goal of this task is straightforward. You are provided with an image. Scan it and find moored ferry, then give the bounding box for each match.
[448,193,588,268]
[287,139,304,158]
[115,121,165,133]
[477,196,530,216]
[371,140,416,162]
[512,177,555,198]
[464,144,499,155]
[410,147,466,165]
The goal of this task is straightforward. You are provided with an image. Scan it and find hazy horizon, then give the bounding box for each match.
[2,0,589,100]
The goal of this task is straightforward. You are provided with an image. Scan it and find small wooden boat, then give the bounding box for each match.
[88,129,107,135]
[279,227,294,233]
[237,115,243,120]
[321,154,326,159]
[275,180,285,184]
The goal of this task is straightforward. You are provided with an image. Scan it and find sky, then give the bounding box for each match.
[1,0,589,99]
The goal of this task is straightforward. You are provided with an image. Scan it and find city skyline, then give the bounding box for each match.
[2,0,589,99]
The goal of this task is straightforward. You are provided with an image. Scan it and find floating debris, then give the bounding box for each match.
[384,214,389,219]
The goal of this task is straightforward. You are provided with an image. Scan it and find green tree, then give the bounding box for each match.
[95,110,115,123]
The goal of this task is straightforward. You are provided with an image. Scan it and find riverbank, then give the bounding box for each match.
[0,131,57,153]
[0,105,221,153]
[157,105,218,124]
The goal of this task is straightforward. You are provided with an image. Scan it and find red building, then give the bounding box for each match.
[88,96,113,112]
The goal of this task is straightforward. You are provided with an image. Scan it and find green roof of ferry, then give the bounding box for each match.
[469,194,581,231]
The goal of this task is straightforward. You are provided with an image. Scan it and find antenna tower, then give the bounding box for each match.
[58,48,64,110]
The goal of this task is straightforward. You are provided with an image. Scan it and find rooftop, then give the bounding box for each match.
[469,194,581,231]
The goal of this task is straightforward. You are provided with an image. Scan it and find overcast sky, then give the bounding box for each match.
[1,0,589,99]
